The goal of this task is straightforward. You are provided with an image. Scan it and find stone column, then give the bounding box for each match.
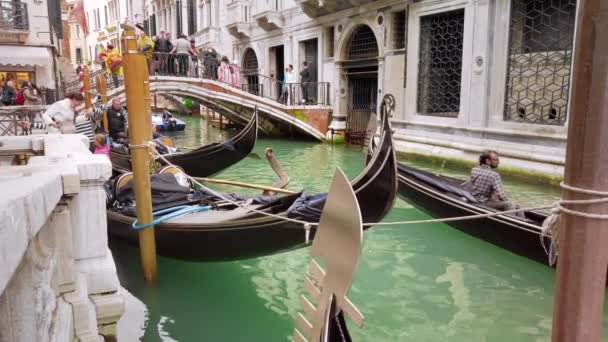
[377,56,385,114]
[467,0,491,128]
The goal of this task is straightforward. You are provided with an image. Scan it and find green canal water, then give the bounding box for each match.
[110,115,607,341]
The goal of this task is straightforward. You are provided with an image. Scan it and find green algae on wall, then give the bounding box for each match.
[396,151,563,186]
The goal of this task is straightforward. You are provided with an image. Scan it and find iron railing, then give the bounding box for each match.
[0,1,28,31]
[0,106,46,136]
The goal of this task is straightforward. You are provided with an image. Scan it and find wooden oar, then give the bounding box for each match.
[192,177,299,195]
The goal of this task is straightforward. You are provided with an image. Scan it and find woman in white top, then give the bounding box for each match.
[284,64,296,105]
[41,92,85,134]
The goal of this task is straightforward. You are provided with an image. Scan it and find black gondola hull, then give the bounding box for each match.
[110,110,258,177]
[397,165,550,265]
[107,110,397,261]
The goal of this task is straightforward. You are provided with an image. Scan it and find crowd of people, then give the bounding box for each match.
[0,80,43,106]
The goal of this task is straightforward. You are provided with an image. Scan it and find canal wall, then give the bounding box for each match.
[0,134,124,341]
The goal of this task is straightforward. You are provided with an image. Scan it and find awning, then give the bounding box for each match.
[0,46,52,67]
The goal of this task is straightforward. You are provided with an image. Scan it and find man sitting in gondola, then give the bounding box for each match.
[467,151,523,217]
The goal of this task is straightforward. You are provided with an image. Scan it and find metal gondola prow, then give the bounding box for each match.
[293,168,365,342]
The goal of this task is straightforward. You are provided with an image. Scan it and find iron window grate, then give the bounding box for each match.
[392,10,406,49]
[348,26,379,60]
[416,9,464,117]
[504,0,576,125]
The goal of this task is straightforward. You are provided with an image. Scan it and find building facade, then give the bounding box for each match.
[66,0,87,68]
[84,0,144,70]
[139,0,576,177]
[0,0,66,90]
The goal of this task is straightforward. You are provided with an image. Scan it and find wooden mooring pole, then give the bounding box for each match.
[99,73,109,133]
[551,0,608,341]
[83,66,92,109]
[121,24,158,283]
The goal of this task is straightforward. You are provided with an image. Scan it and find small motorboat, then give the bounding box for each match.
[152,113,186,131]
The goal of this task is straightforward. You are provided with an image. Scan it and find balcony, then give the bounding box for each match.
[226,1,252,39]
[0,1,29,43]
[296,0,376,18]
[192,26,221,47]
[253,0,283,31]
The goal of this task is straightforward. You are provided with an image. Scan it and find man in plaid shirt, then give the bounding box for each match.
[468,151,522,216]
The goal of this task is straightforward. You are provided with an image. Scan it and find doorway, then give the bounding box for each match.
[344,25,379,145]
[270,45,284,101]
[301,38,318,103]
[243,48,259,95]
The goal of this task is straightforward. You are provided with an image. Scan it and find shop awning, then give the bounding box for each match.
[0,46,52,67]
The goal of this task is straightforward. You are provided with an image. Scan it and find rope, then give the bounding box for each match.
[132,205,210,230]
[540,182,608,265]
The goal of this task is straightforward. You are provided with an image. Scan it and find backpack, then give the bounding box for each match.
[1,88,14,106]
[15,89,25,105]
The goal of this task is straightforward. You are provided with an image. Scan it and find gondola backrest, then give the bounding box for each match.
[157,165,191,188]
[114,172,134,199]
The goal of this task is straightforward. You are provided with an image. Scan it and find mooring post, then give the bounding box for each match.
[99,72,109,133]
[121,24,158,283]
[551,0,608,340]
[83,66,92,109]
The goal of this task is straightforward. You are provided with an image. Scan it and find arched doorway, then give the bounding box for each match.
[242,48,259,95]
[344,25,379,145]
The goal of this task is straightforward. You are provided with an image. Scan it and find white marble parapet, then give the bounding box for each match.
[0,134,123,342]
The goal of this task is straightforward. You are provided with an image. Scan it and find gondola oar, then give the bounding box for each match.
[192,177,299,195]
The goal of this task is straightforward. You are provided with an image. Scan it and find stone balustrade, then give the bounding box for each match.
[0,134,124,341]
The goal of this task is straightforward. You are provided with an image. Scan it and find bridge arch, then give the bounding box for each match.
[107,76,326,140]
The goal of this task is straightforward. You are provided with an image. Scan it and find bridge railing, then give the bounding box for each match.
[0,105,46,136]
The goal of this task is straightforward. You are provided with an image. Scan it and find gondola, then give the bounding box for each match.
[397,162,551,265]
[110,108,258,177]
[106,97,397,262]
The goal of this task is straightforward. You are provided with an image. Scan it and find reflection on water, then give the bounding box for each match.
[113,114,608,341]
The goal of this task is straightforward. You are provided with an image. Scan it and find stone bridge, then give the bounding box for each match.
[107,76,332,141]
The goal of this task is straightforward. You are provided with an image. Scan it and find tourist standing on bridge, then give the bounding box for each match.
[188,39,199,78]
[285,65,296,105]
[137,29,155,74]
[300,61,312,104]
[155,31,173,74]
[170,34,190,77]
[105,45,123,88]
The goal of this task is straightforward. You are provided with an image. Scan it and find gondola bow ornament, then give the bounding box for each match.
[293,168,365,342]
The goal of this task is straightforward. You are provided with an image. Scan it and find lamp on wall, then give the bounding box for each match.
[318,0,324,7]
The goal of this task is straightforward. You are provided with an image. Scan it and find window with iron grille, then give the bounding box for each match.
[325,26,334,58]
[150,14,156,36]
[504,0,576,125]
[76,48,83,65]
[187,0,196,35]
[392,10,406,49]
[347,26,378,60]
[417,9,464,116]
[176,0,182,35]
